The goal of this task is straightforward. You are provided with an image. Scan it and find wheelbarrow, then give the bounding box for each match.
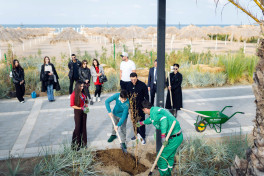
[181,106,244,133]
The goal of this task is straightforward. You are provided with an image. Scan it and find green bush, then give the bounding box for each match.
[208,34,229,41]
[24,69,41,94]
[218,49,258,84]
[33,144,98,176]
[54,71,69,96]
[174,135,249,175]
[102,73,120,92]
[0,68,12,98]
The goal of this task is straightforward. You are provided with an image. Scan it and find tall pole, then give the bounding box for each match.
[156,0,166,153]
[114,43,116,61]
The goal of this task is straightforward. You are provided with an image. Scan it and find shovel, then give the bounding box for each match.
[148,120,176,176]
[109,114,128,154]
[168,72,177,117]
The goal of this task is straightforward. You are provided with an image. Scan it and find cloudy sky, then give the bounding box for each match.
[0,0,259,25]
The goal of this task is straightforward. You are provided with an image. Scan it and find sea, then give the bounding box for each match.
[1,24,245,29]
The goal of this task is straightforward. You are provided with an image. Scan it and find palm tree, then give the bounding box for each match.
[216,0,264,175]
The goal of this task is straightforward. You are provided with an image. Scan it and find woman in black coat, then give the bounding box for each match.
[12,59,25,103]
[165,63,183,113]
[78,60,93,105]
[40,56,60,102]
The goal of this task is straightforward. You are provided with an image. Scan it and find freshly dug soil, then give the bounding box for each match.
[96,149,148,175]
[146,152,156,164]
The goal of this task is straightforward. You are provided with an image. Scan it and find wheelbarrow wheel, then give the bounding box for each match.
[195,121,206,132]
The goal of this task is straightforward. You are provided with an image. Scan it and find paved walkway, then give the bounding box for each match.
[0,85,255,159]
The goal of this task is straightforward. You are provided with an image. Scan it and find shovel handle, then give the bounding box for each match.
[168,72,173,107]
[109,114,122,143]
[149,120,177,174]
[180,108,210,118]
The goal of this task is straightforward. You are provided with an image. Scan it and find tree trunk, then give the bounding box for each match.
[230,39,264,175]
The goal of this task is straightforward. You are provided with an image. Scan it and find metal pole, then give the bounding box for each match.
[114,43,116,61]
[150,51,153,65]
[156,0,166,153]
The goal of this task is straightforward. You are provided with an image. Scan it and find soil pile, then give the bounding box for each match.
[96,149,148,175]
[146,152,156,164]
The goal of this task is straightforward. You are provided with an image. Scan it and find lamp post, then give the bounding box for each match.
[156,0,166,153]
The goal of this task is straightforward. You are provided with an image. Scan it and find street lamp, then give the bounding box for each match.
[156,0,166,153]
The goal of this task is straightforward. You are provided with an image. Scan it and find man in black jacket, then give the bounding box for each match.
[68,54,81,95]
[126,72,149,145]
[147,59,157,106]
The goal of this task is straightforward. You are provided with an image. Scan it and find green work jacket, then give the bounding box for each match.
[144,107,181,135]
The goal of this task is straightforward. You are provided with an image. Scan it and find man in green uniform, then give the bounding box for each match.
[137,100,183,176]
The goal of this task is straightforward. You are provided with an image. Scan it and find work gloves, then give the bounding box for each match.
[136,121,144,127]
[161,134,168,147]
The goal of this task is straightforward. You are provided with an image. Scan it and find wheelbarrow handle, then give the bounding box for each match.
[220,106,233,113]
[180,108,210,117]
[229,112,245,119]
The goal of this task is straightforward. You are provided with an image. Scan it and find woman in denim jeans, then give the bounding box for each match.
[40,56,60,102]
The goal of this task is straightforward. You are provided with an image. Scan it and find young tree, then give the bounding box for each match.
[216,0,264,175]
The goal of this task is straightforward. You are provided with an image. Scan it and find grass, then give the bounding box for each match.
[208,34,229,41]
[174,134,251,176]
[34,144,97,176]
[0,134,251,176]
[218,49,258,84]
[0,144,98,176]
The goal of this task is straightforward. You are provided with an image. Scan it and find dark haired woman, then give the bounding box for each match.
[12,59,25,103]
[165,63,183,114]
[91,59,104,103]
[105,90,129,149]
[70,81,88,150]
[79,60,92,105]
[40,56,60,102]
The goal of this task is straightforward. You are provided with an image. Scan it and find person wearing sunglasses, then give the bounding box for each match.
[165,64,183,115]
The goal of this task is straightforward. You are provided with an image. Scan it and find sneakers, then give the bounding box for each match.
[89,99,93,105]
[121,143,127,149]
[98,97,101,102]
[107,135,117,143]
[20,101,25,103]
[68,95,71,99]
[131,136,136,141]
[135,134,146,145]
[141,138,146,145]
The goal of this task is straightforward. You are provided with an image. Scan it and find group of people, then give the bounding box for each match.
[68,54,104,104]
[12,51,183,176]
[104,52,183,176]
[12,54,105,104]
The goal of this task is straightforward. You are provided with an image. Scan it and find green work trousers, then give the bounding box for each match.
[158,134,183,176]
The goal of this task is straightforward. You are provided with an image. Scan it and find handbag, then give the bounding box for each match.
[48,75,54,81]
[99,74,107,83]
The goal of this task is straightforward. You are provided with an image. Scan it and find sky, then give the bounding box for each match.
[0,0,260,25]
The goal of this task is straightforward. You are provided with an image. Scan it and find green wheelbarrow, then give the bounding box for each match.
[181,106,244,133]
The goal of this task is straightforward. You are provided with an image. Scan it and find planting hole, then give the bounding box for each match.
[96,149,148,175]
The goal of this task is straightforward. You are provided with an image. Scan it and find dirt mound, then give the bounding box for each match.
[146,152,156,164]
[137,68,149,77]
[192,64,224,73]
[96,149,148,175]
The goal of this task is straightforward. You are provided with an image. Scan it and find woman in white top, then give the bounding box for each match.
[40,56,60,102]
